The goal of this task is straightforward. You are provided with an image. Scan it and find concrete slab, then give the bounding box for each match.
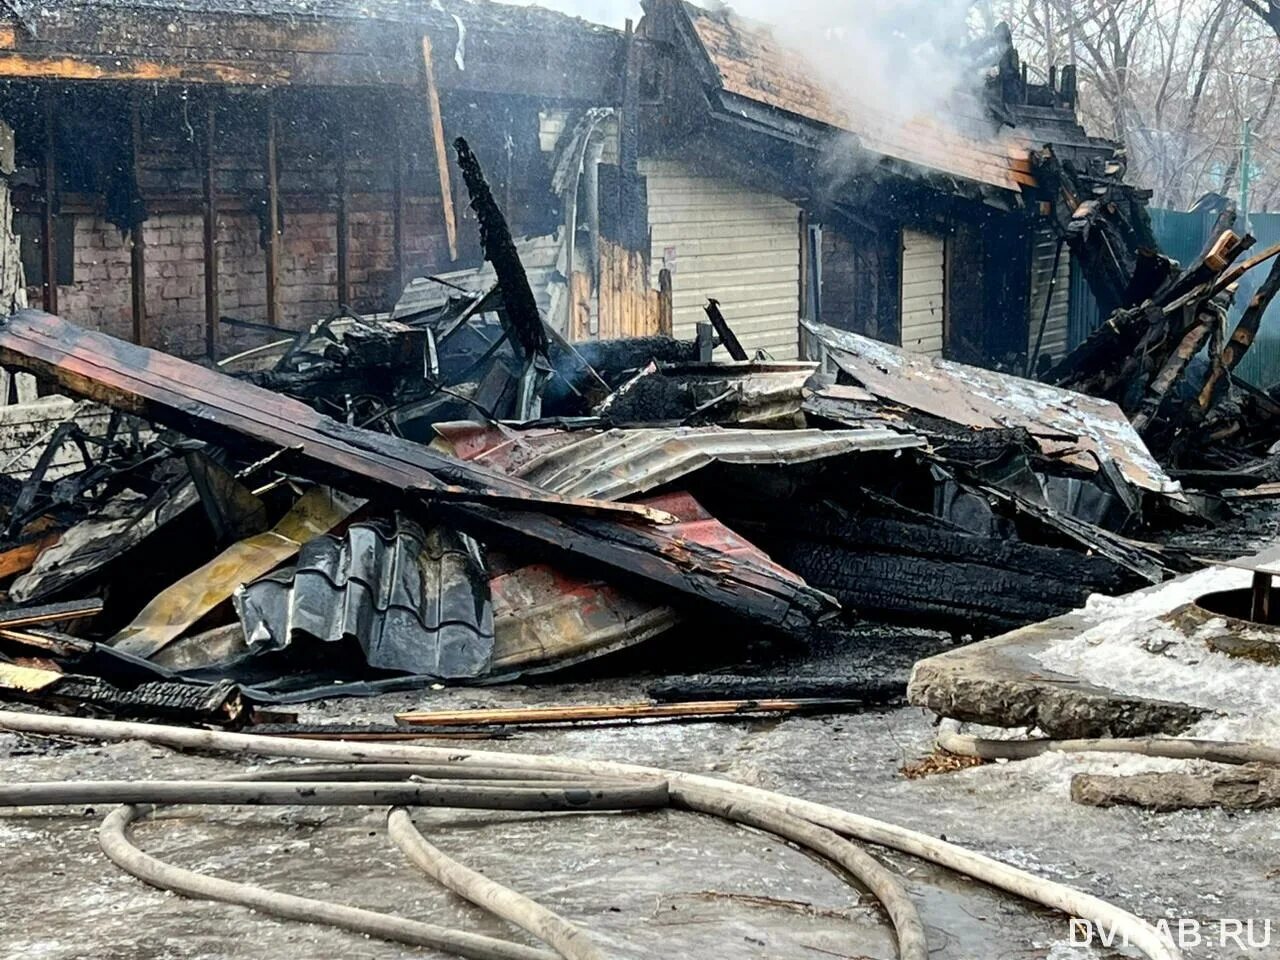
[907,607,1207,738]
[909,561,1280,741]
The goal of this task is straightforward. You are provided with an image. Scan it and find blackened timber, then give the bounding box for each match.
[1195,256,1280,415]
[391,101,405,301]
[0,310,835,634]
[203,96,219,360]
[738,502,1138,637]
[335,122,350,310]
[704,298,748,361]
[40,90,57,316]
[453,137,548,364]
[129,93,146,345]
[1131,314,1214,433]
[264,94,281,328]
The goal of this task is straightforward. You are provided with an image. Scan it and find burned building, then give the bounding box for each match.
[0,0,647,364]
[633,3,1123,368]
[0,0,1130,376]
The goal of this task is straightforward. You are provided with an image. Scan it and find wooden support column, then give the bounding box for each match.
[129,92,147,345]
[264,94,281,328]
[202,96,219,361]
[391,100,405,303]
[40,90,57,315]
[420,34,457,262]
[335,122,349,310]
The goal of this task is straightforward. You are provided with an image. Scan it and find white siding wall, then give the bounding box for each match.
[1027,226,1072,369]
[641,160,800,359]
[900,229,946,357]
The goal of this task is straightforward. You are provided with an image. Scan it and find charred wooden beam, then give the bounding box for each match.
[394,698,870,728]
[0,310,834,635]
[391,96,406,304]
[1131,311,1214,434]
[335,124,350,310]
[264,93,281,328]
[1194,256,1280,416]
[704,298,748,361]
[40,89,57,315]
[452,137,548,366]
[421,34,458,262]
[129,92,146,346]
[1049,231,1252,403]
[202,95,220,360]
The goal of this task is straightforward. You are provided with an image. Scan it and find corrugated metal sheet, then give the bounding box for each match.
[393,231,564,320]
[488,560,679,678]
[435,423,922,502]
[900,229,945,357]
[1027,226,1071,368]
[641,159,801,360]
[234,517,495,679]
[683,5,1027,193]
[804,319,1182,498]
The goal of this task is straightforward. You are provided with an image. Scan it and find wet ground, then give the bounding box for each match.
[1,674,1276,960]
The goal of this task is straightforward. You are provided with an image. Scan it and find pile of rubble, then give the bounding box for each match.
[3,140,1280,733]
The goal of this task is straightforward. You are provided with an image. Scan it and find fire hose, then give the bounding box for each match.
[937,718,1280,766]
[0,709,1180,960]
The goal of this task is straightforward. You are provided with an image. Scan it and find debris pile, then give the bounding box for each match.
[5,137,1280,729]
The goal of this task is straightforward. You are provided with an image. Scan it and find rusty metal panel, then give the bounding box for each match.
[489,559,679,678]
[486,487,822,678]
[804,319,1182,498]
[683,6,1025,193]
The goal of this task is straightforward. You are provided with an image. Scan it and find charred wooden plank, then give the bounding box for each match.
[452,137,548,367]
[202,95,220,360]
[1131,312,1214,433]
[1194,256,1280,415]
[0,662,244,725]
[40,89,57,316]
[264,94,281,328]
[129,92,147,345]
[0,599,103,631]
[394,698,869,728]
[704,298,748,361]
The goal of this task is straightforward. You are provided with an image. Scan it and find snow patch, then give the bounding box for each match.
[1034,566,1280,743]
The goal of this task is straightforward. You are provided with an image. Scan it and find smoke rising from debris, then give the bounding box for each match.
[511,0,987,123]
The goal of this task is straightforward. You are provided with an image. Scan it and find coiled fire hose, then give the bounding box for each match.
[0,709,1180,960]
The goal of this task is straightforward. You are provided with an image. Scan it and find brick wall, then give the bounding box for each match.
[27,195,449,360]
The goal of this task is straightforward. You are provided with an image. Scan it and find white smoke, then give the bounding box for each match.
[510,0,987,123]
